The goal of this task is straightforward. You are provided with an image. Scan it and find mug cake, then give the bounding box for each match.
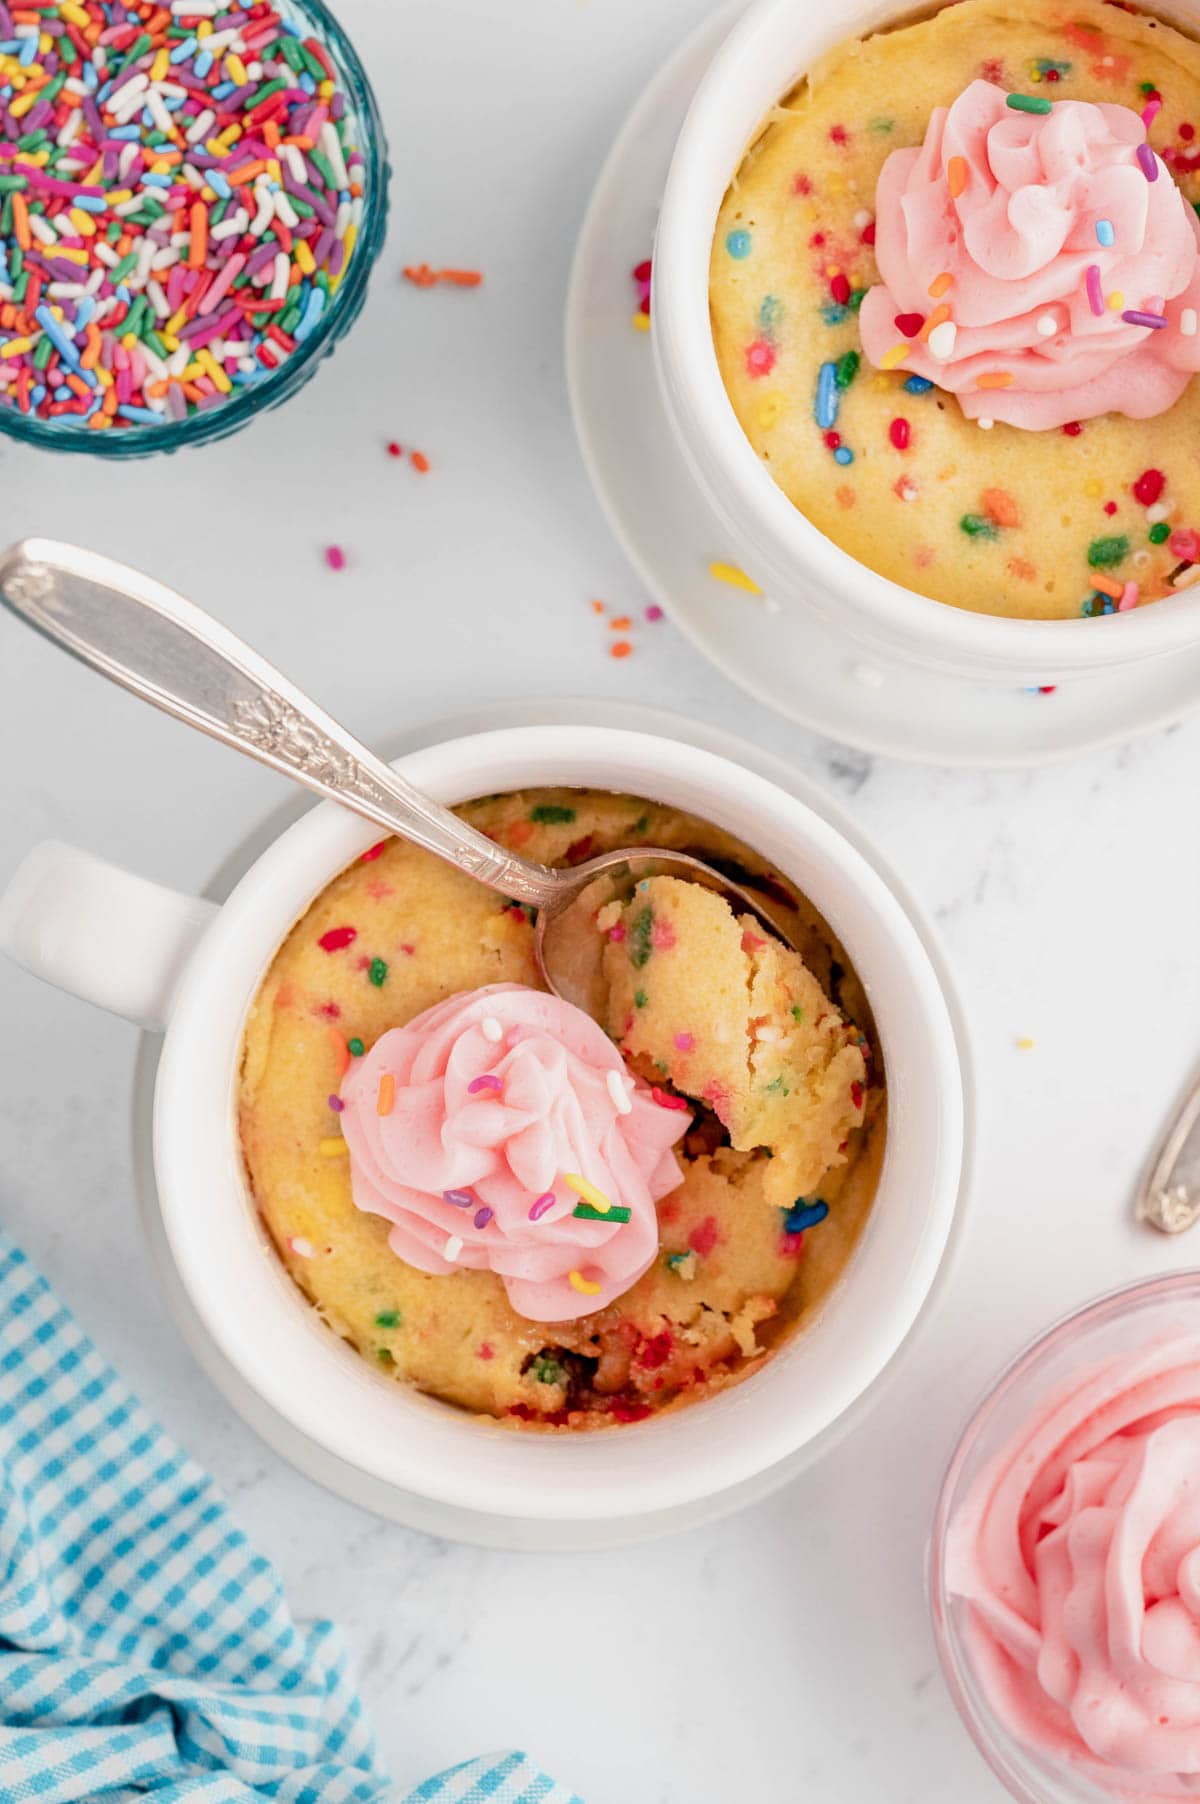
[710,0,1200,620]
[238,790,885,1431]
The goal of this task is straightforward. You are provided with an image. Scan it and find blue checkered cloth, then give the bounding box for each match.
[0,1231,583,1804]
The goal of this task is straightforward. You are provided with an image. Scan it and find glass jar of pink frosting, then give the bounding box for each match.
[932,1274,1200,1804]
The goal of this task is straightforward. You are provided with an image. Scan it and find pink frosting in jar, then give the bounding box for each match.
[338,983,690,1322]
[859,81,1200,429]
[946,1335,1200,1799]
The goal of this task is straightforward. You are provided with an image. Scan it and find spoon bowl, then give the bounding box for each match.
[0,539,792,1008]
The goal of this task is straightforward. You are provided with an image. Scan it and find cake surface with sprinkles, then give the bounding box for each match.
[237,790,885,1429]
[709,0,1200,619]
[0,0,371,438]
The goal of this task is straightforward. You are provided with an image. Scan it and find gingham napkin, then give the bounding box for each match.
[0,1230,582,1804]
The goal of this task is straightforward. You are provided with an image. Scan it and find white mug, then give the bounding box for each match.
[0,724,965,1545]
[652,0,1200,685]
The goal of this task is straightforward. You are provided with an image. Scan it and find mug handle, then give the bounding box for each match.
[0,840,218,1031]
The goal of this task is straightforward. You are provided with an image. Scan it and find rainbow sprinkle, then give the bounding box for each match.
[563,1172,612,1215]
[0,1,368,436]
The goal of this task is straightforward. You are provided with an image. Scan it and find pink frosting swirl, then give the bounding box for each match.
[339,984,689,1322]
[946,1336,1200,1798]
[860,81,1200,428]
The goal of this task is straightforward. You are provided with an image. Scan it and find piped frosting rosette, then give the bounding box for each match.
[339,983,690,1322]
[947,1335,1200,1798]
[860,81,1200,429]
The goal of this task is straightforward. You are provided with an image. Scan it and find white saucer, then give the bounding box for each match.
[565,9,1200,767]
[132,699,974,1549]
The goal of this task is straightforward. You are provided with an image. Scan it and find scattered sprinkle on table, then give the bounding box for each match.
[0,0,369,437]
[401,264,482,288]
[708,560,761,594]
[324,544,346,571]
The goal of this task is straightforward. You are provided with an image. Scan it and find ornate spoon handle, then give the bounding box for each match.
[1138,1066,1200,1233]
[0,538,556,907]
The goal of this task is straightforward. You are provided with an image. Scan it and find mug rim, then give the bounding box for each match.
[652,0,1200,678]
[153,723,965,1521]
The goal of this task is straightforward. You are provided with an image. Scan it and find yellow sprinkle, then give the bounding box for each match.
[158,332,180,353]
[150,46,169,82]
[226,52,249,86]
[318,79,335,100]
[53,246,88,265]
[0,336,34,359]
[68,207,96,238]
[59,0,90,22]
[1107,290,1124,311]
[318,1137,350,1157]
[196,346,232,394]
[120,332,139,352]
[708,561,762,594]
[568,1270,603,1296]
[376,1073,395,1117]
[1015,1037,1036,1051]
[564,1172,612,1214]
[10,87,43,120]
[197,16,213,34]
[631,310,650,332]
[104,190,132,208]
[879,342,910,370]
[825,263,841,280]
[294,238,316,276]
[757,392,784,430]
[165,307,188,338]
[1085,478,1103,497]
[928,271,954,298]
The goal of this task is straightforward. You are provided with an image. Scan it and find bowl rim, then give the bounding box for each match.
[0,0,391,459]
[928,1269,1200,1804]
[652,0,1200,673]
[153,723,966,1521]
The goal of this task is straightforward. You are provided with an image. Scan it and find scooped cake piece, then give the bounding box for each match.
[601,876,866,1207]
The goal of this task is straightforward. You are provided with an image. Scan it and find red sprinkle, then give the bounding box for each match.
[745,339,776,377]
[1044,67,1061,81]
[609,1398,653,1423]
[894,311,926,338]
[635,1330,674,1370]
[1133,468,1166,506]
[823,429,842,448]
[1182,123,1196,141]
[829,123,849,146]
[688,1216,721,1258]
[386,442,402,458]
[318,926,357,953]
[860,220,877,245]
[359,840,387,863]
[1170,528,1200,560]
[830,272,851,305]
[1103,501,1117,516]
[1062,421,1083,436]
[651,1086,690,1112]
[851,1080,865,1110]
[477,1343,495,1361]
[888,417,911,450]
[633,259,652,282]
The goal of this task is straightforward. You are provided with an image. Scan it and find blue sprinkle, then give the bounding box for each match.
[210,81,237,100]
[116,405,165,425]
[208,171,232,200]
[298,72,317,95]
[293,287,326,343]
[814,360,839,430]
[833,445,854,465]
[18,33,38,65]
[783,1199,830,1234]
[194,48,214,78]
[725,228,752,259]
[108,124,141,140]
[904,374,934,394]
[820,301,849,326]
[141,172,172,188]
[1096,218,1115,247]
[72,194,106,214]
[34,305,81,370]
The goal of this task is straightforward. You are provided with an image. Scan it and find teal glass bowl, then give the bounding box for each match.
[0,0,389,459]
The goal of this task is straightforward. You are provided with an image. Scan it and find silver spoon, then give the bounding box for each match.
[0,538,790,1014]
[1138,1065,1200,1234]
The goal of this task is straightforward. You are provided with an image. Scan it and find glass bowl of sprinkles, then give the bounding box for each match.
[0,0,389,455]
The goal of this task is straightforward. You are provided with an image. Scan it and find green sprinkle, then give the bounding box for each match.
[0,175,28,193]
[1081,596,1095,617]
[377,1348,394,1366]
[763,1075,789,1096]
[1149,521,1170,544]
[368,957,388,988]
[532,1354,566,1385]
[347,1037,365,1057]
[848,288,867,312]
[1088,534,1130,570]
[791,1005,805,1022]
[629,907,654,969]
[634,989,648,1009]
[374,1309,402,1329]
[632,814,650,834]
[666,1251,698,1279]
[1140,80,1158,95]
[573,1201,632,1223]
[1006,92,1052,114]
[869,116,894,134]
[960,513,999,540]
[529,804,576,824]
[834,350,860,389]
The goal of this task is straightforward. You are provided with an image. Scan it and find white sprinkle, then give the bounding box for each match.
[481,1016,504,1043]
[853,661,885,689]
[288,1236,315,1260]
[853,208,873,230]
[1182,308,1198,337]
[1146,501,1170,524]
[895,476,918,502]
[445,1235,464,1263]
[977,417,995,430]
[754,1025,782,1043]
[607,1069,633,1115]
[927,320,957,361]
[1172,564,1200,589]
[1037,312,1058,337]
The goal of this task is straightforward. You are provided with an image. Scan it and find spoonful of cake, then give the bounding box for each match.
[0,538,791,1014]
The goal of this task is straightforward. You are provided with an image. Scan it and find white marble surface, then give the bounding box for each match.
[2,1,1200,1798]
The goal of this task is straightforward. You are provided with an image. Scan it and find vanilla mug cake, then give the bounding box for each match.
[238,789,885,1429]
[709,0,1200,621]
